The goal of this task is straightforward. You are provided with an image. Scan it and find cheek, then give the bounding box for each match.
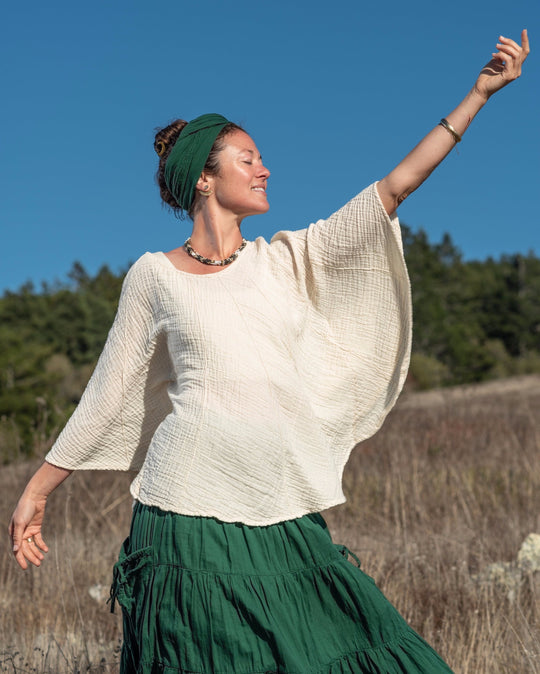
[215,181,247,209]
[223,171,250,196]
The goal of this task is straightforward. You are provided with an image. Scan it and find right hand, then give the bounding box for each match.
[473,30,530,102]
[8,495,49,570]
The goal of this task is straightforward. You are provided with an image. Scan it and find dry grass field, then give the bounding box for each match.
[1,375,539,673]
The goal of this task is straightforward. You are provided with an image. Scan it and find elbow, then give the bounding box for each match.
[377,178,408,215]
[376,179,395,214]
[396,187,415,207]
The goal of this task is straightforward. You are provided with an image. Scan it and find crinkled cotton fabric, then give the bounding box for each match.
[45,182,412,525]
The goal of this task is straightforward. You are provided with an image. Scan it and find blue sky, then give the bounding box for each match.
[1,0,538,293]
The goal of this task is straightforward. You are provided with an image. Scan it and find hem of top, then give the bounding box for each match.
[43,454,136,472]
[129,492,347,527]
[147,245,252,278]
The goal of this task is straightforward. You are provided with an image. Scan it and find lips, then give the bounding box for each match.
[251,186,266,192]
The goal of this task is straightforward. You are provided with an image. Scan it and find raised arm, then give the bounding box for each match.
[377,30,530,215]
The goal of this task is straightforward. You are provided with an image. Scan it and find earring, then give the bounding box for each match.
[199,185,213,197]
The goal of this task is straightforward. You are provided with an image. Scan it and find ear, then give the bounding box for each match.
[196,172,214,193]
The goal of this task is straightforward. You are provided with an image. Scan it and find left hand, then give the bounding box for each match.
[9,494,49,570]
[474,29,530,101]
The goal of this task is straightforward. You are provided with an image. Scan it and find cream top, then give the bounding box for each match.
[45,183,412,525]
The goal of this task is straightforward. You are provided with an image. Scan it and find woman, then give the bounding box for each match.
[9,31,529,673]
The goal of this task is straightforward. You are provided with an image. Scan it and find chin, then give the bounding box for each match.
[243,201,270,217]
[257,196,270,213]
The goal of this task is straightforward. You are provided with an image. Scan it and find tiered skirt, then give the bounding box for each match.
[110,503,453,673]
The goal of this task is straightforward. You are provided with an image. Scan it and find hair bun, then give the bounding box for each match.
[155,140,167,157]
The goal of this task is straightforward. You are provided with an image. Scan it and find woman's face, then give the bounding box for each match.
[208,130,270,218]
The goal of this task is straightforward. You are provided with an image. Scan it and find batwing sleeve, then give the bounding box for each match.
[45,253,172,472]
[268,182,412,459]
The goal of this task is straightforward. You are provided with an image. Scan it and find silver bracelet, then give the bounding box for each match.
[439,118,462,143]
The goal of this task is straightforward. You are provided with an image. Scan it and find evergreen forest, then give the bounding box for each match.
[1,227,539,462]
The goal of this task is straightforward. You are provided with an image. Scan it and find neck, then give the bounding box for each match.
[190,205,244,259]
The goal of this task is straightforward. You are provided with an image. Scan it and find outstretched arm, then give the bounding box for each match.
[8,461,72,569]
[377,30,530,215]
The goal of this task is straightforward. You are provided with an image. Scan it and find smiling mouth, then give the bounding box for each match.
[251,187,266,193]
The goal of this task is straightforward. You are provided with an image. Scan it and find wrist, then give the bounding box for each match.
[471,83,490,106]
[21,485,49,504]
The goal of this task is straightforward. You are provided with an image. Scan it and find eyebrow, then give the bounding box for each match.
[239,148,263,161]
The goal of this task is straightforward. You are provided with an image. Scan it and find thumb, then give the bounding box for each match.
[9,519,23,553]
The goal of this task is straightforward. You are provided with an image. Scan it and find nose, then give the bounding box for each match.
[258,164,270,180]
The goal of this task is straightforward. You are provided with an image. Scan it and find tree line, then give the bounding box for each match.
[1,229,539,461]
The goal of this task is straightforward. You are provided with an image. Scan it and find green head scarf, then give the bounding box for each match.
[164,113,231,211]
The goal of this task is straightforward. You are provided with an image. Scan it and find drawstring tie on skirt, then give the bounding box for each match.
[335,543,362,568]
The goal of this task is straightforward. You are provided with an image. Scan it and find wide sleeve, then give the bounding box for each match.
[268,182,412,459]
[45,254,172,472]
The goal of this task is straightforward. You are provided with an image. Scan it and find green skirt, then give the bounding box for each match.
[110,503,453,674]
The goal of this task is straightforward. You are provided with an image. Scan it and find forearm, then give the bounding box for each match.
[377,30,529,215]
[377,87,487,214]
[21,461,72,501]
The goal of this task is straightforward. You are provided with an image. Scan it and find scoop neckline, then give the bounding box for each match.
[151,243,252,278]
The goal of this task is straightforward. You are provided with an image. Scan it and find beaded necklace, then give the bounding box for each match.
[184,237,248,266]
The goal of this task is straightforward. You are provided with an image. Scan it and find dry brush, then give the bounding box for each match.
[1,376,539,673]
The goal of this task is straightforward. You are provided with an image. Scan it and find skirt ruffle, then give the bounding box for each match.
[110,503,453,673]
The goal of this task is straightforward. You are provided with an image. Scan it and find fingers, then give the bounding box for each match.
[9,515,48,569]
[33,531,49,554]
[521,28,530,55]
[495,37,521,59]
[492,39,518,66]
[24,536,46,565]
[489,31,529,82]
[8,516,22,553]
[14,536,46,570]
[494,32,530,62]
[14,551,29,571]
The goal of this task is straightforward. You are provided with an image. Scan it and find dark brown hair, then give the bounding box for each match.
[154,119,243,218]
